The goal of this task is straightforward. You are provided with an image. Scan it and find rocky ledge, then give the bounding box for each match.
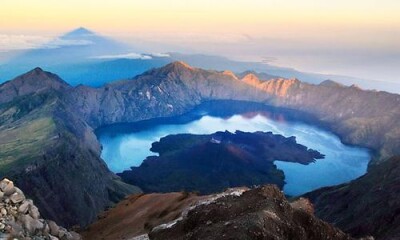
[149,185,372,240]
[83,185,373,240]
[0,178,80,240]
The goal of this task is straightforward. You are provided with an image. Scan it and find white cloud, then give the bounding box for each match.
[0,34,93,52]
[91,52,153,60]
[150,53,170,58]
[0,34,50,52]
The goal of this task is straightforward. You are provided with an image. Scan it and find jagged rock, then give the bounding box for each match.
[69,231,81,240]
[10,188,25,204]
[48,220,60,236]
[50,235,60,240]
[18,201,31,214]
[49,235,60,240]
[290,197,314,214]
[1,208,7,216]
[149,185,364,240]
[0,179,16,196]
[19,214,44,234]
[29,205,40,219]
[0,178,81,239]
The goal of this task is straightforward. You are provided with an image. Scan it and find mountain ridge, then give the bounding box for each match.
[1,61,400,230]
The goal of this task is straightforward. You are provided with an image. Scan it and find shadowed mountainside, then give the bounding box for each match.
[0,68,140,228]
[304,156,400,240]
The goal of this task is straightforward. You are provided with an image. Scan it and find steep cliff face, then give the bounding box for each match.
[69,62,400,162]
[67,61,268,128]
[70,62,400,162]
[304,156,400,240]
[0,69,140,228]
[241,77,400,162]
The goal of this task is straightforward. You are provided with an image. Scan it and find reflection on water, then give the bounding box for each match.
[97,102,370,196]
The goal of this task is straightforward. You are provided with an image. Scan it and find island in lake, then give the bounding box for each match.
[119,131,324,194]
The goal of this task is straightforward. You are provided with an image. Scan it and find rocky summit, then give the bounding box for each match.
[83,185,373,240]
[0,178,80,240]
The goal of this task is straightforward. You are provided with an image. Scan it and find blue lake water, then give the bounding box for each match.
[98,105,370,196]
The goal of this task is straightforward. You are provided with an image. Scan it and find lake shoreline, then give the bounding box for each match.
[96,100,371,196]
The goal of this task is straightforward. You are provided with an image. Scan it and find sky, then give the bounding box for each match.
[1,0,400,83]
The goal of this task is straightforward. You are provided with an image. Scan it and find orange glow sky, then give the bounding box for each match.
[1,0,400,82]
[1,0,399,35]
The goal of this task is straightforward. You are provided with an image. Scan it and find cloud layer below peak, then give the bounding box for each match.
[0,34,93,52]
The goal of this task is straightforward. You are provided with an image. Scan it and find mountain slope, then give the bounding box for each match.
[67,61,268,128]
[69,62,400,163]
[241,77,400,163]
[304,156,400,239]
[1,62,400,230]
[0,69,140,227]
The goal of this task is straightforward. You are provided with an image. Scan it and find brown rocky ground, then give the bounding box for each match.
[149,185,369,240]
[82,185,372,240]
[81,192,203,240]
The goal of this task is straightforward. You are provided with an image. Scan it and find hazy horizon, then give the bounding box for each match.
[1,0,400,84]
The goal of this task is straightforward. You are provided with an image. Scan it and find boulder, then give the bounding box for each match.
[0,179,16,196]
[18,201,31,214]
[19,214,44,235]
[29,205,40,219]
[10,189,25,204]
[48,220,60,236]
[0,178,81,239]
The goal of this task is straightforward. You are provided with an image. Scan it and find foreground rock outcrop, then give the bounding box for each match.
[0,178,80,240]
[149,185,369,240]
[84,185,371,240]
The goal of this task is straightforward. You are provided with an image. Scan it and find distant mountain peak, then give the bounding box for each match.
[15,67,69,87]
[0,68,70,104]
[242,73,261,86]
[168,61,194,69]
[222,70,238,80]
[65,27,95,36]
[319,80,344,88]
[149,61,195,76]
[32,67,44,73]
